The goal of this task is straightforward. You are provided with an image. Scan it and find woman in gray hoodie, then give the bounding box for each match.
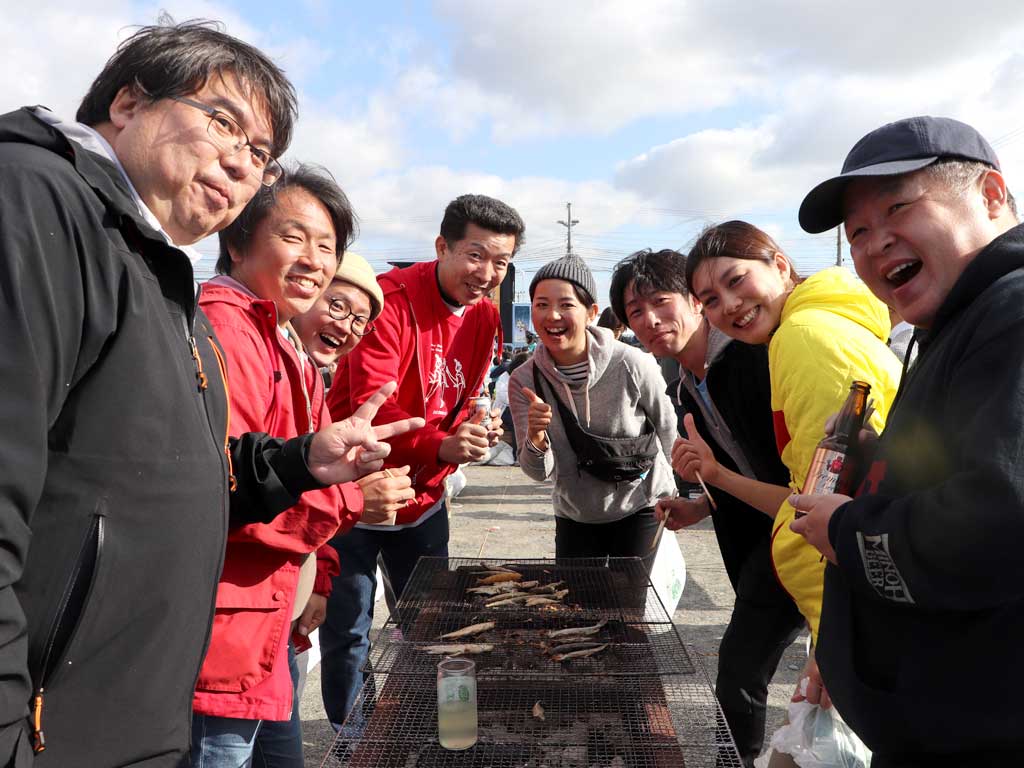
[509,254,678,566]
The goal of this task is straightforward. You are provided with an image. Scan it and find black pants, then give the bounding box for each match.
[716,536,804,766]
[554,507,660,570]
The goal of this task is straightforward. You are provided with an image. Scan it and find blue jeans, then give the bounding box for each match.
[190,713,261,768]
[251,640,303,768]
[319,505,449,726]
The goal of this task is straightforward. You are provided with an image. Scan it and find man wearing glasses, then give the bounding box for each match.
[0,20,420,767]
[322,194,525,729]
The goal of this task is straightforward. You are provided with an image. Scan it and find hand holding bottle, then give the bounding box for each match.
[788,492,843,565]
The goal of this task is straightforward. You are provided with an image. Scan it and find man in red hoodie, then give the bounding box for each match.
[323,194,525,727]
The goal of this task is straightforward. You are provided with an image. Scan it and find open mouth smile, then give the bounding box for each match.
[733,306,759,329]
[885,260,922,288]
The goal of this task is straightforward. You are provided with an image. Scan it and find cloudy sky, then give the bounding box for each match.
[4,0,1024,306]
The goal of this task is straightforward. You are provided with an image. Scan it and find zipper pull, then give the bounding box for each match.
[188,336,209,391]
[32,688,46,753]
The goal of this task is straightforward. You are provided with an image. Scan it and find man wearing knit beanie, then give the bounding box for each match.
[322,194,525,728]
[529,253,597,305]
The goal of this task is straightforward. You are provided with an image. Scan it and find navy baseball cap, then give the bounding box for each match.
[798,116,1001,233]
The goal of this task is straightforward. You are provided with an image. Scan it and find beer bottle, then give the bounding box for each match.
[799,380,871,505]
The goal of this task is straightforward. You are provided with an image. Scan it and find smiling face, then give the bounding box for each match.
[690,254,794,344]
[228,187,338,325]
[843,169,1006,328]
[105,72,273,245]
[292,278,372,367]
[622,282,703,359]
[531,279,599,365]
[435,222,514,305]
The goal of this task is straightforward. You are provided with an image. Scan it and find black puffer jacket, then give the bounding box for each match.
[821,224,1024,764]
[0,108,318,767]
[669,338,790,588]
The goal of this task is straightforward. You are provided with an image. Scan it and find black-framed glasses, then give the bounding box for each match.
[328,297,375,336]
[170,96,283,186]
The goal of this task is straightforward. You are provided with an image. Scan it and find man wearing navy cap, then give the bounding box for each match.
[791,117,1022,766]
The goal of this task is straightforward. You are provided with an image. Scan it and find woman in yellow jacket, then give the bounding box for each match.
[674,220,902,674]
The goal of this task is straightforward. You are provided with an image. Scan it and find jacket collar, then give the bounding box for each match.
[923,223,1024,343]
[0,108,171,250]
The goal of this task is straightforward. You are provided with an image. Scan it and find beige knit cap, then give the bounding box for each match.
[334,252,384,320]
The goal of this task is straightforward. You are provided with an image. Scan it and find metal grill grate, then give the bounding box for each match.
[369,621,695,676]
[322,671,743,767]
[390,557,674,625]
[321,558,742,767]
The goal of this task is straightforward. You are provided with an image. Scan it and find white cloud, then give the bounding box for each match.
[428,0,1024,141]
[614,48,1024,220]
[351,165,645,244]
[0,3,135,117]
[289,100,405,185]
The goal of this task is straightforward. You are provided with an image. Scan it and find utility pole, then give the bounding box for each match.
[836,226,842,267]
[557,202,579,256]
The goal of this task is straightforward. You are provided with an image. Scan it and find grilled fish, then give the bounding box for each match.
[478,562,518,573]
[423,643,494,655]
[548,640,605,655]
[525,596,562,607]
[476,572,522,585]
[546,619,607,639]
[439,621,495,639]
[466,583,520,596]
[529,581,566,594]
[486,594,530,607]
[553,643,608,662]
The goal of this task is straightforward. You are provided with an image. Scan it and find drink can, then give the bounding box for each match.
[472,395,491,427]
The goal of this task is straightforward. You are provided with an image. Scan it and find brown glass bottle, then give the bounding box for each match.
[798,381,871,510]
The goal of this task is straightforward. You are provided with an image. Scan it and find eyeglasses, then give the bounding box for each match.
[170,96,283,186]
[328,297,375,336]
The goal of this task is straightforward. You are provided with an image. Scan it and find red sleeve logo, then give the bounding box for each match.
[857,459,888,496]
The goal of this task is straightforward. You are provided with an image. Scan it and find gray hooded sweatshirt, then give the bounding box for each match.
[509,326,678,523]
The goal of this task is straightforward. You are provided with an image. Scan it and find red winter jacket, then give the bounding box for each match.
[193,278,362,721]
[328,260,501,524]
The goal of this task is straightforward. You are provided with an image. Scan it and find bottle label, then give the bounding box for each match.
[803,448,845,495]
[439,677,475,705]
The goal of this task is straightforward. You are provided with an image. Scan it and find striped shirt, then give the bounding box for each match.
[555,360,589,383]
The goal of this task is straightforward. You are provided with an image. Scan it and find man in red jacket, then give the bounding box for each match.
[191,164,414,766]
[323,194,525,727]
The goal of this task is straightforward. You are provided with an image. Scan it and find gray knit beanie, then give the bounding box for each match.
[529,254,597,306]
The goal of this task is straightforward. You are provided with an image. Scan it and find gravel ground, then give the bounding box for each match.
[300,463,809,766]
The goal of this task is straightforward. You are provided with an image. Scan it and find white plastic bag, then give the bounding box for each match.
[754,681,871,768]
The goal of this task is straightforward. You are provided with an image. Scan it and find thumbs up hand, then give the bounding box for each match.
[671,412,721,484]
[521,386,553,452]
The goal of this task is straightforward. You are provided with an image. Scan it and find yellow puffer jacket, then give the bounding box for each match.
[768,267,902,641]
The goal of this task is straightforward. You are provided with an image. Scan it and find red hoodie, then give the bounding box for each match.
[193,278,361,721]
[328,260,501,525]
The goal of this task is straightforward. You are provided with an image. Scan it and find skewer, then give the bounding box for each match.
[694,470,718,511]
[649,513,667,553]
